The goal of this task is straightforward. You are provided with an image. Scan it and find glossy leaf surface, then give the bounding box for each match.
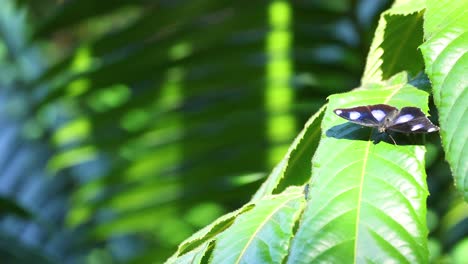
[211,186,305,264]
[420,0,468,201]
[287,79,430,263]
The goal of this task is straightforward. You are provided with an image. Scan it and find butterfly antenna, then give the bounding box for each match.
[388,133,397,145]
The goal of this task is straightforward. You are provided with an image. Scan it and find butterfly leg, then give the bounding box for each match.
[387,133,397,145]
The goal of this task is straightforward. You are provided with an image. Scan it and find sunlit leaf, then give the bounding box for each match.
[287,78,430,263]
[211,186,305,264]
[175,205,254,257]
[362,0,425,83]
[420,0,468,201]
[166,241,212,264]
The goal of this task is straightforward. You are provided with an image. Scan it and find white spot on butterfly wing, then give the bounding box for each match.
[371,110,386,121]
[395,114,414,124]
[428,127,437,132]
[411,124,424,131]
[335,109,342,115]
[349,111,361,120]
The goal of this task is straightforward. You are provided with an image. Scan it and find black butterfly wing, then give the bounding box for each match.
[386,107,439,133]
[334,104,398,128]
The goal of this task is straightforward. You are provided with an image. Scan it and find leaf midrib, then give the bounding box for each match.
[234,193,301,264]
[352,139,372,263]
[352,85,403,263]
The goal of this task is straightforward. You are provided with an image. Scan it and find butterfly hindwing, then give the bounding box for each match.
[333,104,398,128]
[386,107,439,133]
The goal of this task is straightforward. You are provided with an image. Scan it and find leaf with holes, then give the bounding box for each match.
[211,186,305,264]
[167,204,254,261]
[287,81,429,263]
[362,0,425,83]
[420,0,468,201]
[251,105,325,201]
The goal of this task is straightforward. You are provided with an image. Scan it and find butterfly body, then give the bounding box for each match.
[333,104,439,134]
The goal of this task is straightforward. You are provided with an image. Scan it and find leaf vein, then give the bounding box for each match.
[372,154,426,191]
[365,173,423,229]
[363,201,426,256]
[233,195,300,264]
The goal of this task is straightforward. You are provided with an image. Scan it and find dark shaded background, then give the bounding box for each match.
[0,0,466,263]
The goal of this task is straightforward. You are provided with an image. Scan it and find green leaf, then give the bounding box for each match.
[439,195,468,241]
[287,79,429,263]
[362,1,425,83]
[452,238,468,264]
[33,0,140,38]
[166,241,212,264]
[251,105,325,201]
[211,186,305,264]
[420,0,468,201]
[168,204,254,259]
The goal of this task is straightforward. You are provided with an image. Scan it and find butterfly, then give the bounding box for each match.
[333,104,439,143]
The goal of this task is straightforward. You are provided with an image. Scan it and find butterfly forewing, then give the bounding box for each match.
[386,107,439,133]
[333,104,398,127]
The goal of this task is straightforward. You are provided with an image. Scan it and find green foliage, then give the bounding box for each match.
[211,186,305,263]
[167,1,467,263]
[288,76,430,263]
[252,105,325,200]
[0,0,466,263]
[169,75,435,263]
[362,0,425,83]
[169,187,305,263]
[0,197,33,219]
[420,0,468,201]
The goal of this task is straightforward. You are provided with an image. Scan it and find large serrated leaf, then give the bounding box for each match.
[287,81,429,263]
[420,0,468,201]
[362,1,425,83]
[211,186,305,264]
[251,106,325,201]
